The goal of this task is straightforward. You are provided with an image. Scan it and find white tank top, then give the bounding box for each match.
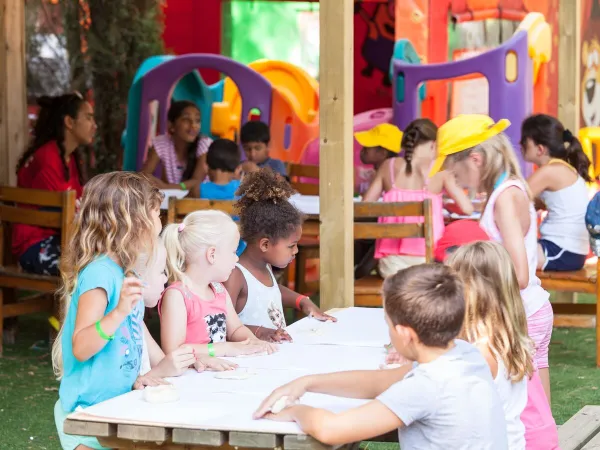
[480,179,549,317]
[494,356,527,450]
[236,263,287,329]
[539,161,589,255]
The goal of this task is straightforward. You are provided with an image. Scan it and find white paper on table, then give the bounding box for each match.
[287,307,388,348]
[288,194,364,215]
[160,189,189,210]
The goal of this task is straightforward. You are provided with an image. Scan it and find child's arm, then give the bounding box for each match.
[526,165,553,199]
[159,288,189,355]
[142,322,196,378]
[494,190,530,289]
[279,285,336,322]
[140,148,170,189]
[182,153,208,197]
[362,161,386,202]
[72,277,143,362]
[439,171,474,215]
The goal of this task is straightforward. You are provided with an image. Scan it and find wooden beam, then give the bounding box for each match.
[318,0,354,310]
[0,0,27,186]
[557,0,581,132]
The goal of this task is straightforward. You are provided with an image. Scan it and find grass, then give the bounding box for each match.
[1,314,600,449]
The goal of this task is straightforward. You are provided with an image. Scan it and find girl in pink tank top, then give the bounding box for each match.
[160,210,277,369]
[432,115,554,405]
[363,119,473,278]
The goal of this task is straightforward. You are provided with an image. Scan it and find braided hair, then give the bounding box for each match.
[235,169,304,243]
[16,93,86,185]
[401,118,438,175]
[167,100,202,181]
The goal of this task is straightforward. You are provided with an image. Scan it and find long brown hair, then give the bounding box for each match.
[52,172,163,378]
[401,118,438,175]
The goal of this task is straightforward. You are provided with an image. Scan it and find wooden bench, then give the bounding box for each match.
[536,259,600,366]
[0,186,76,354]
[354,199,435,307]
[287,163,320,294]
[559,405,600,449]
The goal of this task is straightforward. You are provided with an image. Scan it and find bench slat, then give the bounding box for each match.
[559,405,600,450]
[583,431,600,449]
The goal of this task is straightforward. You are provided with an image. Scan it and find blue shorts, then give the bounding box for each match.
[539,239,587,271]
[54,400,109,450]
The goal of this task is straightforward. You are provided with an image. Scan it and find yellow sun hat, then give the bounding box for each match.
[429,115,511,177]
[354,123,403,154]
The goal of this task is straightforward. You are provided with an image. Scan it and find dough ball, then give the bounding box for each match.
[143,385,179,404]
[382,363,403,370]
[271,396,291,414]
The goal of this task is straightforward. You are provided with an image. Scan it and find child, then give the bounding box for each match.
[199,138,242,200]
[254,264,508,449]
[52,172,166,450]
[136,240,238,375]
[160,210,276,357]
[521,114,591,271]
[225,169,335,343]
[362,118,473,278]
[448,241,558,449]
[431,114,553,400]
[141,100,212,196]
[434,220,490,262]
[240,121,287,177]
[354,123,402,193]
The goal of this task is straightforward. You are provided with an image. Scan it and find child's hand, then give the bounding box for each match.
[251,338,278,355]
[385,349,411,366]
[157,345,196,376]
[225,338,271,357]
[241,161,259,174]
[194,355,238,372]
[116,277,144,317]
[301,300,337,322]
[253,378,309,419]
[256,327,293,343]
[133,374,168,390]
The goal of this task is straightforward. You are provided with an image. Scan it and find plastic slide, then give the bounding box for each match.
[211,59,319,162]
[122,55,217,171]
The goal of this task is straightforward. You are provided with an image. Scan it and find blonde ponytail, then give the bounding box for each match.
[163,210,239,283]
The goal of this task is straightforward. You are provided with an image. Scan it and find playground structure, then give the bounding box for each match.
[123,9,551,184]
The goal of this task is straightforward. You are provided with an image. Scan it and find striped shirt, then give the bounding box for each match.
[152,134,212,184]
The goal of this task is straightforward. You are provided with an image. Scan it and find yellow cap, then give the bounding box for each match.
[354,123,403,154]
[429,115,511,177]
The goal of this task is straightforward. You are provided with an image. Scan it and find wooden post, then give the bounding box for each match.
[319,0,354,310]
[0,0,27,187]
[557,0,581,132]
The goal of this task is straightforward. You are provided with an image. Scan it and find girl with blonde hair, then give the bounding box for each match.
[431,114,553,400]
[53,172,166,450]
[160,210,276,358]
[448,241,558,450]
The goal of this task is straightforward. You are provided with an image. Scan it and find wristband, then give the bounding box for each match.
[179,182,187,190]
[95,320,114,341]
[207,343,216,357]
[295,295,307,311]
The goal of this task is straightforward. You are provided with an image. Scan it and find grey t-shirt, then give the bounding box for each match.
[377,340,508,450]
[258,157,287,177]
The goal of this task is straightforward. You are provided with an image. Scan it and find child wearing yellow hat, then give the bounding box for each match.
[361,119,473,278]
[431,114,553,400]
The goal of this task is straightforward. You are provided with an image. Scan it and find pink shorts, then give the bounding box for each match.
[527,301,554,370]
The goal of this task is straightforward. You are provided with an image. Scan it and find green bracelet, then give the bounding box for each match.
[179,182,187,190]
[95,320,114,341]
[207,342,215,357]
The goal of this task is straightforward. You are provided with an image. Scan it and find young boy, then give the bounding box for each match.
[254,264,507,449]
[199,138,242,200]
[240,121,287,177]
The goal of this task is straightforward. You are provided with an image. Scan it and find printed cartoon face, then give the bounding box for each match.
[205,312,227,343]
[582,38,600,127]
[267,302,286,329]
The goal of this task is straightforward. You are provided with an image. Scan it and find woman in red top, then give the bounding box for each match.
[14,93,96,275]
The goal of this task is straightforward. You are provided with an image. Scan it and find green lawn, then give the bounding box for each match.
[0,314,598,449]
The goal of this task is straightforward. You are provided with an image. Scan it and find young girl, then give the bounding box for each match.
[224,169,335,343]
[141,100,212,196]
[14,92,95,276]
[363,118,473,278]
[52,172,167,450]
[448,241,558,449]
[136,239,237,375]
[431,114,553,400]
[521,114,591,271]
[160,210,276,357]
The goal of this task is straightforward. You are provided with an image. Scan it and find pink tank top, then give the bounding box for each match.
[158,281,227,344]
[479,179,549,318]
[374,158,445,258]
[152,134,212,184]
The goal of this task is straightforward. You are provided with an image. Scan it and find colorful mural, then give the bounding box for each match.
[581,0,600,127]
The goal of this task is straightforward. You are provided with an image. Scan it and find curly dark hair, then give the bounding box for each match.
[235,169,304,243]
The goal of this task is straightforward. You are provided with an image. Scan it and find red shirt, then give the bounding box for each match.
[12,141,83,257]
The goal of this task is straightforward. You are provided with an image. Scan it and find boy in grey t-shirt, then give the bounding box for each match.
[254,264,508,450]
